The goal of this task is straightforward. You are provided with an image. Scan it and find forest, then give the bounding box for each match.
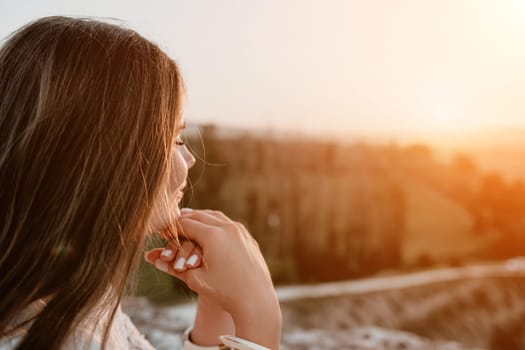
[169,124,525,285]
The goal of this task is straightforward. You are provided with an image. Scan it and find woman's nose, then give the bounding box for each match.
[182,145,196,169]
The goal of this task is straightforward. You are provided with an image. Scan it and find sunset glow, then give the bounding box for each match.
[2,0,525,141]
[3,3,525,349]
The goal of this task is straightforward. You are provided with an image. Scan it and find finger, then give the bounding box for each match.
[145,248,190,279]
[176,217,217,247]
[156,234,190,262]
[145,248,183,275]
[158,243,177,261]
[181,209,231,226]
[144,248,164,264]
[185,246,203,269]
[203,209,231,222]
[198,209,230,222]
[172,239,195,272]
[145,248,205,293]
[181,210,224,226]
[152,257,189,284]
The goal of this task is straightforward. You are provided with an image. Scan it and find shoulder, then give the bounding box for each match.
[71,303,156,350]
[0,336,22,350]
[109,305,156,350]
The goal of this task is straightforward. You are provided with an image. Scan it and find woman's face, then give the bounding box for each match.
[148,118,195,232]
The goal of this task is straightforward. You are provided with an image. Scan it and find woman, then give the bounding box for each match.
[0,16,281,350]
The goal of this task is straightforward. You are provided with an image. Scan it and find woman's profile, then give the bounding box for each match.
[0,16,281,350]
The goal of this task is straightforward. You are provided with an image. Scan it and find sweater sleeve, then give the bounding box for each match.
[182,327,226,350]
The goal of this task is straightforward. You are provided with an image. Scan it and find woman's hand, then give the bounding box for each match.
[144,209,281,349]
[145,238,235,346]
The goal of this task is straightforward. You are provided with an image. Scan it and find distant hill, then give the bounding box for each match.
[400,179,487,265]
[426,129,525,181]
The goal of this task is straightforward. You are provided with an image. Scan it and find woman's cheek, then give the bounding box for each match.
[145,150,188,233]
[171,151,189,190]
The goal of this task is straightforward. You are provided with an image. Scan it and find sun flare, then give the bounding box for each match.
[421,92,467,133]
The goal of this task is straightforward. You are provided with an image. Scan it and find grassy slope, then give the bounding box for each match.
[400,179,490,265]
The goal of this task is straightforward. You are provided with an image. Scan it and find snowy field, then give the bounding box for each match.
[123,260,525,350]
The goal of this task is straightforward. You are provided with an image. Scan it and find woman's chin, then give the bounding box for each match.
[146,205,182,235]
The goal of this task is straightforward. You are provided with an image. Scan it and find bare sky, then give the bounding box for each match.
[2,0,525,140]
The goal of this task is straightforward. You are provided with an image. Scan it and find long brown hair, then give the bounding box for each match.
[0,16,183,349]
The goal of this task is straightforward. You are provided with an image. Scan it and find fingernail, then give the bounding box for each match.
[174,257,186,270]
[181,208,193,213]
[186,254,199,267]
[155,259,169,273]
[160,249,173,258]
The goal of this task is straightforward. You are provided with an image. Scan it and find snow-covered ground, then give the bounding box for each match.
[123,260,525,349]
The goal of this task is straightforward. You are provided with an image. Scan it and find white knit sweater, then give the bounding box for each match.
[0,299,157,350]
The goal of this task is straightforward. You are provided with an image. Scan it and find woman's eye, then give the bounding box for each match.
[175,138,185,146]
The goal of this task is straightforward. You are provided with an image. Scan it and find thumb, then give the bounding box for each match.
[144,248,192,284]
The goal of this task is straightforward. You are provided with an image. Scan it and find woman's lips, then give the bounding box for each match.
[175,182,186,201]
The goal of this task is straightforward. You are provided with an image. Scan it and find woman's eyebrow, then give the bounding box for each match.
[179,119,186,130]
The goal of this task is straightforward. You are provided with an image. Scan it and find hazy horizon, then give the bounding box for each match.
[186,121,525,182]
